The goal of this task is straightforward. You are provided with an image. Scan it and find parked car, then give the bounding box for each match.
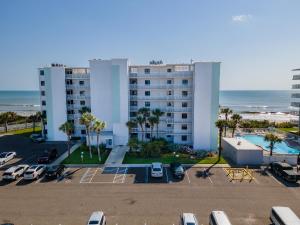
[270,162,300,183]
[87,211,106,225]
[270,206,300,225]
[45,165,65,179]
[151,162,163,178]
[170,162,185,179]
[23,165,46,180]
[0,152,16,165]
[37,149,58,164]
[2,164,29,180]
[209,211,232,225]
[182,213,199,225]
[30,134,45,143]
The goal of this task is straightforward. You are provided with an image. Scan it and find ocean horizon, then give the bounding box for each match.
[0,90,294,114]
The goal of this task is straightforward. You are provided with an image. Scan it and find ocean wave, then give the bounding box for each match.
[221,104,269,108]
[0,103,40,107]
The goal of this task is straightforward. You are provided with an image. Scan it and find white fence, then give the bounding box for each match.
[263,154,298,166]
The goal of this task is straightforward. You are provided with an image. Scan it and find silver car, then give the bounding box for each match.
[2,164,29,180]
[23,165,46,180]
[0,152,16,165]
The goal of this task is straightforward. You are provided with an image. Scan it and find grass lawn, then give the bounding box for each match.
[62,145,111,164]
[123,152,227,164]
[277,127,299,135]
[0,127,42,136]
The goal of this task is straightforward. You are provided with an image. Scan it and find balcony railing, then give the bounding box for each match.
[66,74,89,79]
[129,84,192,89]
[292,84,300,89]
[129,71,193,78]
[66,84,90,89]
[66,95,90,100]
[291,93,300,98]
[129,95,193,100]
[293,75,300,80]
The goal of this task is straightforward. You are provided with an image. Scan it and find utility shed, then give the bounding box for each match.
[222,137,263,166]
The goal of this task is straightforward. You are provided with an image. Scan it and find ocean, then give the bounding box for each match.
[0,90,294,114]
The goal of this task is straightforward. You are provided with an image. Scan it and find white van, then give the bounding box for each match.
[270,207,300,225]
[209,211,232,225]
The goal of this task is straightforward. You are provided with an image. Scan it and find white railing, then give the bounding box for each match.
[129,84,192,89]
[129,71,193,78]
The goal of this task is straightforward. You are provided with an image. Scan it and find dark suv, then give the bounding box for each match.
[270,162,300,183]
[170,162,185,179]
[37,149,58,164]
[45,165,65,179]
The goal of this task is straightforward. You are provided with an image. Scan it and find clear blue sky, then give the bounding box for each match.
[0,0,299,90]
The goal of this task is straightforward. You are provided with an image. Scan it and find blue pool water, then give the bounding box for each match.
[242,134,300,155]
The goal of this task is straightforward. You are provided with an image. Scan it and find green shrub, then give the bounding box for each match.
[275,122,294,128]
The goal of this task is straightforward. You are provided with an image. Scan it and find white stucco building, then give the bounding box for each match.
[38,59,220,150]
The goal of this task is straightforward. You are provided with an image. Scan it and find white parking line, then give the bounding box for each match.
[185,169,191,184]
[89,168,99,183]
[208,176,213,184]
[35,175,45,184]
[113,167,127,184]
[165,167,169,183]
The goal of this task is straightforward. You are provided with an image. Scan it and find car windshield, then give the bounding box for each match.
[153,168,161,172]
[88,221,99,224]
[48,166,58,171]
[175,166,184,172]
[25,171,34,174]
[186,223,196,225]
[0,153,6,158]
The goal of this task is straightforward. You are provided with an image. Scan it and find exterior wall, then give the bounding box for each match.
[89,59,129,146]
[263,154,298,166]
[39,66,67,141]
[193,62,220,150]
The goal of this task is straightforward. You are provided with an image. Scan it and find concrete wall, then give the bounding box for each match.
[193,62,220,150]
[263,154,298,166]
[89,59,129,146]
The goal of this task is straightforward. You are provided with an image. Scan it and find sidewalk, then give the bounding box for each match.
[104,145,128,166]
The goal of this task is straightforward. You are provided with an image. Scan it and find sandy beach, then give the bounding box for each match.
[220,112,298,122]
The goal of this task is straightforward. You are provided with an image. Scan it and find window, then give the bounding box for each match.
[130,101,137,106]
[146,133,151,139]
[145,101,150,107]
[145,123,150,128]
[182,91,188,97]
[66,79,73,85]
[167,68,172,73]
[130,79,137,84]
[40,81,45,86]
[167,102,172,107]
[182,113,187,119]
[167,90,172,96]
[44,129,48,134]
[145,91,151,96]
[65,69,73,74]
[42,110,47,117]
[67,110,74,114]
[66,89,73,95]
[130,90,137,95]
[79,91,85,95]
[130,112,137,117]
[80,101,85,106]
[181,135,187,141]
[67,100,74,105]
[167,113,172,117]
[182,79,188,85]
[42,101,46,106]
[145,80,150,85]
[167,80,172,84]
[81,130,86,135]
[167,124,172,128]
[181,124,187,130]
[39,70,44,76]
[182,102,188,107]
[79,80,84,85]
[144,68,150,74]
[41,91,45,96]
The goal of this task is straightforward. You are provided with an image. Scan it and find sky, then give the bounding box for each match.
[0,0,299,91]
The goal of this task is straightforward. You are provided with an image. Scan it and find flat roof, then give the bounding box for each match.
[223,137,262,151]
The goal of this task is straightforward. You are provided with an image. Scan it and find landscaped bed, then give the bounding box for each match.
[123,152,227,164]
[62,145,110,164]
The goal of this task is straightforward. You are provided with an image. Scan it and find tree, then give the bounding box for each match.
[148,116,158,140]
[0,112,17,133]
[136,116,145,142]
[215,119,227,160]
[230,114,242,137]
[126,120,137,138]
[59,121,74,157]
[220,108,232,137]
[80,112,96,158]
[29,112,42,133]
[264,133,282,156]
[151,108,165,138]
[138,107,150,139]
[127,137,139,152]
[79,107,91,114]
[93,119,106,162]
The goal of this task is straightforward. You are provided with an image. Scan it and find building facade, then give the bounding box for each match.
[38,59,220,150]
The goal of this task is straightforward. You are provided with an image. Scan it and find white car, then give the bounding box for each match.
[182,213,199,225]
[2,164,29,180]
[0,152,16,165]
[23,165,46,180]
[87,211,106,225]
[151,162,163,178]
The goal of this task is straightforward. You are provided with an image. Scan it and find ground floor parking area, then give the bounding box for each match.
[1,165,300,225]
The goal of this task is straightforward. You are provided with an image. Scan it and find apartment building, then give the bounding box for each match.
[38,59,220,150]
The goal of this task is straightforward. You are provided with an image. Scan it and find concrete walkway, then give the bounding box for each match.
[104,145,128,166]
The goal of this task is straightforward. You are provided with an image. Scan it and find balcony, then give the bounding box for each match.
[293,75,300,80]
[129,71,193,78]
[66,95,90,100]
[129,95,193,101]
[291,93,300,98]
[129,84,192,89]
[66,73,89,79]
[292,84,300,89]
[66,84,90,89]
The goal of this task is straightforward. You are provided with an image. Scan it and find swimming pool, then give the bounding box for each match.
[242,134,300,154]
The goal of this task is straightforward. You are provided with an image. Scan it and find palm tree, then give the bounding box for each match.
[126,120,137,138]
[152,108,165,138]
[136,115,145,142]
[80,112,96,158]
[230,114,242,137]
[79,107,91,114]
[264,133,282,156]
[59,121,74,157]
[148,116,158,140]
[220,108,232,137]
[215,119,227,160]
[138,107,150,136]
[29,112,42,133]
[0,112,17,133]
[93,119,106,162]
